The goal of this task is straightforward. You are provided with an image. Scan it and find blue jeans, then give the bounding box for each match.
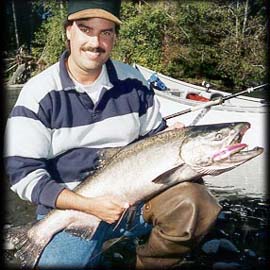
[37,203,152,269]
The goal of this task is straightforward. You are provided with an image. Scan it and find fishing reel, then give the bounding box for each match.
[201,81,211,92]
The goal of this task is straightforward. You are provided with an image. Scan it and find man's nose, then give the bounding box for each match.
[87,35,100,48]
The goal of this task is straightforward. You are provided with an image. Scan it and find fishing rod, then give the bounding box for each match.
[164,83,268,120]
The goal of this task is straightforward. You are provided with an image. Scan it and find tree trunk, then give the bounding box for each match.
[242,0,249,34]
[59,0,65,41]
[235,0,240,50]
[235,0,239,40]
[11,0,19,49]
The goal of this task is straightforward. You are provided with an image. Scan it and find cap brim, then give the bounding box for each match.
[68,8,122,25]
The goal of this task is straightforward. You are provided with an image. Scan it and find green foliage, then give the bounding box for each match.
[31,1,67,72]
[216,5,266,89]
[112,2,170,72]
[112,1,266,90]
[28,0,266,90]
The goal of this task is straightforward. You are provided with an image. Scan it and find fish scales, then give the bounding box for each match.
[76,130,186,200]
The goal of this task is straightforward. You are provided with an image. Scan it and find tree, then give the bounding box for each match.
[31,0,67,72]
[11,0,19,49]
[114,0,266,90]
[7,0,267,91]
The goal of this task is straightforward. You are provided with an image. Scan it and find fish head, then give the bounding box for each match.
[179,122,263,175]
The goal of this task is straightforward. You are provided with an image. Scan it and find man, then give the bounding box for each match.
[4,0,221,268]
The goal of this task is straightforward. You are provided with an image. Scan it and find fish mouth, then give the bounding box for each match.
[212,123,263,163]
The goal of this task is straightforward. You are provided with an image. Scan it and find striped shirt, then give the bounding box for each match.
[4,51,167,215]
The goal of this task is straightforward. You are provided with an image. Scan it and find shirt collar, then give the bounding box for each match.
[59,51,75,90]
[59,50,115,91]
[72,64,113,93]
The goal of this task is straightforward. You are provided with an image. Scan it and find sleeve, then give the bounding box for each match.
[138,86,167,138]
[110,60,167,137]
[4,84,65,208]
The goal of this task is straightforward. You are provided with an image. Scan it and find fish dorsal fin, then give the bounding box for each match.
[100,147,123,160]
[75,147,124,187]
[97,147,123,168]
[152,164,185,184]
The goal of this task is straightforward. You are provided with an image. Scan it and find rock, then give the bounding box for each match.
[212,261,241,270]
[113,252,124,260]
[217,211,232,221]
[243,249,256,258]
[202,238,240,255]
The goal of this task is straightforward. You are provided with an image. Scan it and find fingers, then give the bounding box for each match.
[93,196,129,224]
[173,122,185,129]
[160,122,185,133]
[166,122,185,131]
[105,200,129,224]
[112,199,129,209]
[103,208,124,224]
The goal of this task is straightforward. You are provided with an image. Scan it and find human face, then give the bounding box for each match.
[66,18,116,81]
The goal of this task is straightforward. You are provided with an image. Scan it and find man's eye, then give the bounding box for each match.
[79,26,90,33]
[101,31,113,37]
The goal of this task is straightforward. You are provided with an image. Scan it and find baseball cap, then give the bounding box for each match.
[67,0,122,25]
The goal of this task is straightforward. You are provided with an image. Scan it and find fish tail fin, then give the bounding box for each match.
[5,223,46,269]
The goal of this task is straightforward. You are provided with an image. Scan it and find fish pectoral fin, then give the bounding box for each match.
[64,225,96,240]
[152,164,184,184]
[64,212,101,240]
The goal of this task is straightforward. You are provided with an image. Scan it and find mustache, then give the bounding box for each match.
[82,46,106,53]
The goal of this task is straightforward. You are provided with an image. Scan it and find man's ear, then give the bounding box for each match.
[113,35,117,46]
[66,25,72,40]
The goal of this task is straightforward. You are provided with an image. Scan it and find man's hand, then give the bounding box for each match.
[164,122,185,131]
[83,195,129,224]
[55,189,129,224]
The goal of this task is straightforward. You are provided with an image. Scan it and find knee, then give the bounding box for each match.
[177,182,222,236]
[177,182,221,210]
[143,182,221,239]
[37,232,99,268]
[144,182,221,218]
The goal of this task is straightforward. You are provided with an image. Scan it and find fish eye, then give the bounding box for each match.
[215,133,223,140]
